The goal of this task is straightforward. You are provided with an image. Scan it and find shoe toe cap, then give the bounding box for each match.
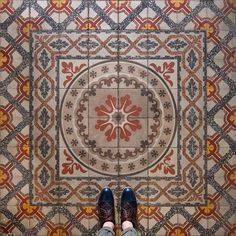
[121,187,137,203]
[99,187,114,202]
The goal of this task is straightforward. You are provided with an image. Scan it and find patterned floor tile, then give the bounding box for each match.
[30,29,207,207]
[0,0,236,235]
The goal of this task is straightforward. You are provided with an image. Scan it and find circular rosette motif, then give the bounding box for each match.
[61,61,176,176]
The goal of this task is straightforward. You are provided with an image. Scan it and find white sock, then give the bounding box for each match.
[122,220,133,230]
[103,221,115,229]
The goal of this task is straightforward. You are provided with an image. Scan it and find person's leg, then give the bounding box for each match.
[97,226,115,236]
[121,227,138,236]
[97,188,115,236]
[120,188,138,236]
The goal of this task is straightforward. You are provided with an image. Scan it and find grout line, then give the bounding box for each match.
[117,3,121,230]
[146,4,150,231]
[87,1,92,232]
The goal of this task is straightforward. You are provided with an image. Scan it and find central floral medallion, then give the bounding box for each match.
[95,95,142,142]
[60,60,176,176]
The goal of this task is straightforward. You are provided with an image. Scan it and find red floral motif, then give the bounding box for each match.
[0,107,10,128]
[207,139,217,157]
[167,0,188,11]
[226,49,236,70]
[150,62,175,87]
[227,0,236,10]
[95,95,142,142]
[79,20,97,30]
[19,138,29,157]
[226,109,236,128]
[0,0,9,10]
[20,20,39,39]
[0,166,10,187]
[198,20,217,39]
[168,226,188,236]
[61,62,86,87]
[62,150,87,175]
[198,198,216,216]
[138,20,159,30]
[50,226,69,236]
[19,80,29,99]
[108,0,129,11]
[150,149,175,175]
[0,49,10,69]
[227,167,236,186]
[19,196,40,216]
[50,0,69,11]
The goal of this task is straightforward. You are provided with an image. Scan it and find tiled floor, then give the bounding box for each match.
[0,0,235,235]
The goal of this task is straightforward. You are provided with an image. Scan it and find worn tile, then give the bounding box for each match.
[0,0,235,235]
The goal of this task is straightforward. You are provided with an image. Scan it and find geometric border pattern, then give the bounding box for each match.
[0,0,236,235]
[30,29,207,206]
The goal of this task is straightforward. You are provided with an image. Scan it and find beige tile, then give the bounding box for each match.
[33,211,60,235]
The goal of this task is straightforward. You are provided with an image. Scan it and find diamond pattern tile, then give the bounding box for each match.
[0,0,235,235]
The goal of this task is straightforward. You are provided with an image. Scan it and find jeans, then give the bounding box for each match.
[97,227,138,236]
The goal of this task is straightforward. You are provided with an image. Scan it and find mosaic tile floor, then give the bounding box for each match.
[0,0,236,235]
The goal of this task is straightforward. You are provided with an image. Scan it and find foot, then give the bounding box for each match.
[121,187,137,228]
[97,188,115,227]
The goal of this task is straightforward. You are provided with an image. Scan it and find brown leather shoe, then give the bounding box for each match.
[97,188,115,227]
[121,187,137,228]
